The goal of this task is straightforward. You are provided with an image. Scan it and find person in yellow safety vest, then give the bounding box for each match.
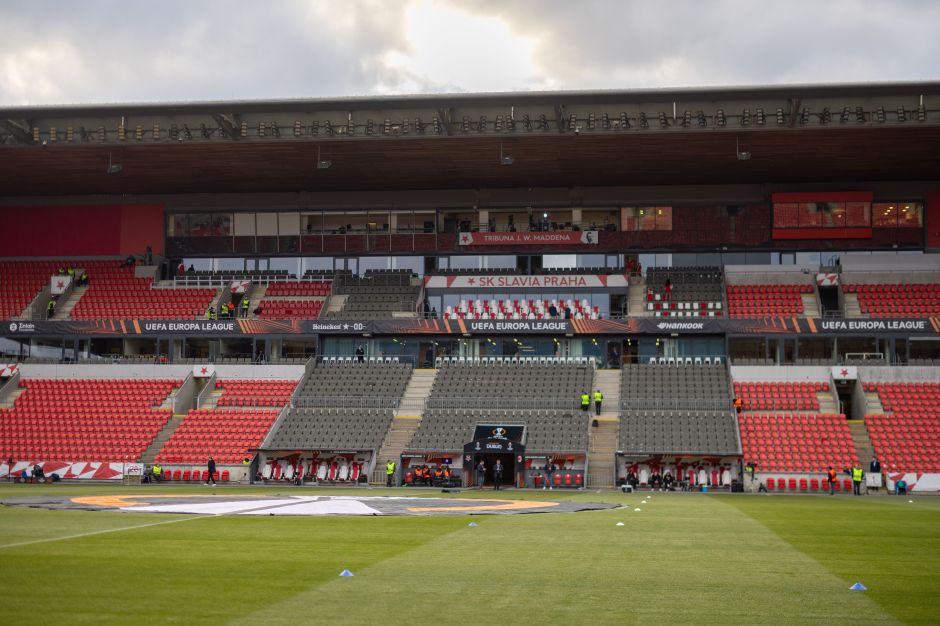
[851,464,864,496]
[580,392,590,413]
[47,300,55,319]
[66,267,75,279]
[152,463,162,483]
[386,460,396,487]
[206,306,217,320]
[241,296,250,318]
[594,389,603,416]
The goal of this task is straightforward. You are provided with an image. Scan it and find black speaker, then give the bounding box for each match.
[724,204,742,217]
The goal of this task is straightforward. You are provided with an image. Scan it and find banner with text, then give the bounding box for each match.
[458,231,599,246]
[424,274,628,289]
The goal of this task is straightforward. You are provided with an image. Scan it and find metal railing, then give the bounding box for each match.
[425,396,583,411]
[620,398,730,411]
[169,274,333,288]
[293,396,402,409]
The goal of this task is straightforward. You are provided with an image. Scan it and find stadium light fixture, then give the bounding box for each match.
[495,115,504,132]
[587,113,596,130]
[31,126,40,143]
[270,122,280,138]
[415,116,423,133]
[401,118,409,134]
[293,120,303,137]
[875,106,885,123]
[840,107,850,123]
[48,126,56,143]
[135,125,144,141]
[775,107,785,125]
[311,121,320,136]
[539,113,549,131]
[715,109,725,127]
[917,104,926,122]
[799,108,810,125]
[855,106,865,123]
[433,116,442,133]
[896,106,906,122]
[658,112,668,128]
[366,119,375,135]
[522,113,531,131]
[820,108,831,124]
[506,114,516,132]
[258,122,266,138]
[325,120,334,136]
[66,126,74,142]
[117,122,126,141]
[479,115,487,132]
[602,113,611,130]
[741,108,750,127]
[316,146,331,170]
[638,112,649,129]
[346,115,355,136]
[567,114,577,131]
[681,110,691,128]
[97,125,106,142]
[106,152,123,175]
[755,108,765,126]
[200,123,211,139]
[239,121,248,138]
[462,115,471,133]
[499,142,514,166]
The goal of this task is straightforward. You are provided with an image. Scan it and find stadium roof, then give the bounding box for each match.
[2,81,939,197]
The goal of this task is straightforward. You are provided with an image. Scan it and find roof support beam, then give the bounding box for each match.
[211,113,238,140]
[437,108,454,136]
[554,104,566,133]
[4,119,33,144]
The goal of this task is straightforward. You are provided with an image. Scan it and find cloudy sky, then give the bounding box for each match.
[1,0,938,106]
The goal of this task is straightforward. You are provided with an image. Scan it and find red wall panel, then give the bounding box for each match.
[0,204,164,257]
[927,192,940,250]
[119,204,164,256]
[771,191,874,203]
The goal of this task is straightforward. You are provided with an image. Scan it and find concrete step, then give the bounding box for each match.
[0,388,26,409]
[587,418,620,488]
[373,416,423,483]
[53,286,88,319]
[801,293,820,317]
[325,295,348,315]
[140,414,187,465]
[843,293,862,318]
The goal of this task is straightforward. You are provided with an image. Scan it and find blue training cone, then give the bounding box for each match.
[468,522,478,527]
[339,570,354,577]
[849,582,866,591]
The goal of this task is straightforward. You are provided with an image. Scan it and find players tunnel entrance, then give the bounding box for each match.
[464,424,526,488]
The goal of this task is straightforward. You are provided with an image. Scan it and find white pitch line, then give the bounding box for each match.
[0,515,201,550]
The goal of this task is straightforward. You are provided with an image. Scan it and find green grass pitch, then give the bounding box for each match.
[1,484,937,625]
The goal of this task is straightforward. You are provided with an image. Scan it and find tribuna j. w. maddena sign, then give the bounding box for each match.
[4,317,940,337]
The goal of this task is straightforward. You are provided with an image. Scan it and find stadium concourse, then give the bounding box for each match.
[1,82,940,495]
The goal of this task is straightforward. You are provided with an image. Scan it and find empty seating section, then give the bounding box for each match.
[256,300,324,320]
[155,409,279,465]
[619,364,739,455]
[726,284,813,318]
[733,381,827,411]
[738,413,857,472]
[71,265,216,319]
[645,267,724,317]
[0,379,176,461]
[215,379,297,407]
[265,408,393,451]
[410,361,593,452]
[864,382,940,472]
[324,272,420,319]
[265,361,413,451]
[0,260,60,319]
[844,283,940,317]
[444,298,599,320]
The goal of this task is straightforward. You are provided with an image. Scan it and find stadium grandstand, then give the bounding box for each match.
[1,80,940,495]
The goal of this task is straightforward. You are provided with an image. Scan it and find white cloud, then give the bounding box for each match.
[0,0,937,106]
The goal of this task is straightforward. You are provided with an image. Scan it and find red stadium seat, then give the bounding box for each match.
[799,478,808,491]
[766,478,775,490]
[810,478,819,491]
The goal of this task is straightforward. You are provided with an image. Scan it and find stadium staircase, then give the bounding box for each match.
[864,389,885,415]
[52,286,87,320]
[242,284,266,319]
[586,369,620,488]
[627,281,647,316]
[843,292,862,318]
[324,294,348,316]
[848,421,876,473]
[817,390,839,414]
[371,368,437,483]
[140,414,187,465]
[201,388,223,409]
[801,292,821,317]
